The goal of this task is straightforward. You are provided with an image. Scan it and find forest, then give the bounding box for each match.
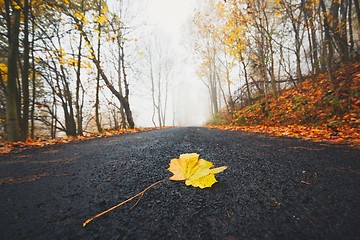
[196,0,359,145]
[0,1,359,238]
[0,0,359,144]
[193,0,359,116]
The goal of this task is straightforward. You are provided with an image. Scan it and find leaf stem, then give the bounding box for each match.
[83,178,168,227]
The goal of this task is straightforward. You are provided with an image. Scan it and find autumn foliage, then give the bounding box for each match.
[0,128,157,154]
[209,61,360,147]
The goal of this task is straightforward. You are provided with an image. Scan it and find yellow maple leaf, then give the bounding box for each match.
[168,153,227,188]
[83,153,227,226]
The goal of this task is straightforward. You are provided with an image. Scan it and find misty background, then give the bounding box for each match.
[113,0,212,127]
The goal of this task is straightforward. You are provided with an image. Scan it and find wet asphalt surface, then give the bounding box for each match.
[0,127,359,240]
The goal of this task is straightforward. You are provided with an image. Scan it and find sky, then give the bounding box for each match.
[130,0,211,127]
[147,0,195,38]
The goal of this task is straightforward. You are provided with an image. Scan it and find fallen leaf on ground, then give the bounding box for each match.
[0,146,12,154]
[83,153,227,226]
[168,153,227,188]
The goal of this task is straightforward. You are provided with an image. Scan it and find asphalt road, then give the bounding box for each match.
[0,127,359,240]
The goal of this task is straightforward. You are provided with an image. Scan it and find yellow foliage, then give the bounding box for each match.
[67,57,78,67]
[212,0,247,57]
[95,14,108,25]
[13,2,21,10]
[82,60,92,69]
[168,153,227,188]
[101,7,108,15]
[0,63,8,82]
[74,11,88,24]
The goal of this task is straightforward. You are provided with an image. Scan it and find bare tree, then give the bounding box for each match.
[144,33,174,127]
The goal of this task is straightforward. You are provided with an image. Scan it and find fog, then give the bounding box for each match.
[124,0,211,127]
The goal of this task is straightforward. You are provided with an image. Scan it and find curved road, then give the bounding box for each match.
[0,127,359,239]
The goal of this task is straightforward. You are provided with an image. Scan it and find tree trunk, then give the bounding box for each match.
[210,67,219,116]
[21,0,30,141]
[331,0,348,61]
[51,95,56,139]
[73,15,135,128]
[30,0,36,139]
[75,0,84,136]
[5,3,21,141]
[294,28,303,82]
[119,44,135,128]
[339,0,349,61]
[353,0,360,27]
[117,49,127,128]
[320,0,335,85]
[242,61,251,105]
[76,34,84,135]
[63,83,77,136]
[59,52,77,136]
[162,76,169,126]
[95,0,103,133]
[311,25,320,74]
[95,75,102,132]
[150,54,157,127]
[349,0,354,56]
[157,70,162,127]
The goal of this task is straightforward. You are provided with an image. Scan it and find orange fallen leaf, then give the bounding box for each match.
[0,146,13,154]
